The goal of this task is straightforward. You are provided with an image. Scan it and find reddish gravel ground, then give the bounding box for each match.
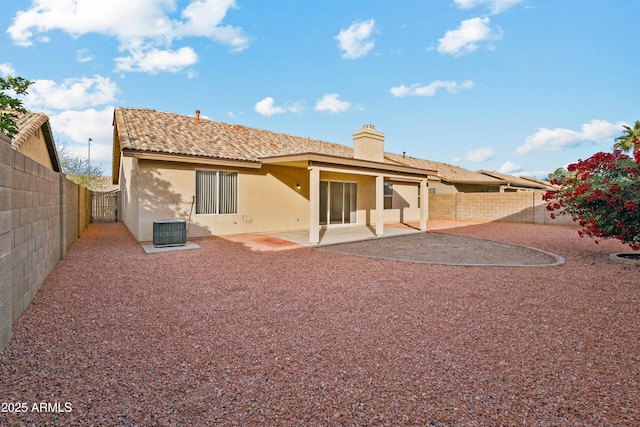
[1,220,639,426]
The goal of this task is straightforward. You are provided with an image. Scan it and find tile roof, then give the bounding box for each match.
[384,152,503,184]
[6,110,61,172]
[518,175,556,189]
[477,170,553,189]
[8,110,49,150]
[115,107,529,189]
[114,107,356,162]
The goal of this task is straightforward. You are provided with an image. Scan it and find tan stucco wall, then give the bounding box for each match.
[119,157,426,242]
[429,180,458,194]
[428,180,501,194]
[119,156,140,239]
[383,181,421,223]
[128,160,312,242]
[15,130,54,170]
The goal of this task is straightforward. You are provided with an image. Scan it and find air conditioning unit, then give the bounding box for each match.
[153,219,187,247]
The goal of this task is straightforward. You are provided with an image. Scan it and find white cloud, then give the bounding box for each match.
[24,75,119,111]
[390,80,474,97]
[76,49,94,63]
[50,107,115,167]
[463,147,495,162]
[254,97,286,117]
[516,119,627,154]
[437,17,503,56]
[7,0,249,73]
[498,161,523,174]
[115,47,198,74]
[0,63,16,76]
[453,0,526,14]
[173,0,249,52]
[9,0,175,46]
[314,94,352,113]
[287,102,304,114]
[254,97,303,117]
[335,19,376,59]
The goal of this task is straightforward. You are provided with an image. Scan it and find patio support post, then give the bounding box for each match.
[375,174,384,236]
[419,178,428,231]
[309,166,320,244]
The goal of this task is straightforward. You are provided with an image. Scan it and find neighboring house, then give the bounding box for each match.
[112,108,435,244]
[384,154,553,193]
[477,170,554,192]
[8,111,61,172]
[86,176,120,192]
[384,153,505,193]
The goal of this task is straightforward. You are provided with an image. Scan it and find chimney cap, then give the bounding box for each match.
[363,124,375,129]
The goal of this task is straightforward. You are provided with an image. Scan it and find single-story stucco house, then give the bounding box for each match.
[384,153,505,193]
[476,170,554,192]
[385,154,552,193]
[112,108,436,244]
[9,111,61,172]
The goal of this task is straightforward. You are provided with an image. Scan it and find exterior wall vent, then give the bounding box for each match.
[153,219,187,247]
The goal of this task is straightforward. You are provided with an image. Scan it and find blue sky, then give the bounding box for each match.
[2,0,639,178]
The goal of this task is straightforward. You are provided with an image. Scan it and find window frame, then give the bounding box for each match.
[383,181,394,210]
[319,180,358,226]
[195,169,239,215]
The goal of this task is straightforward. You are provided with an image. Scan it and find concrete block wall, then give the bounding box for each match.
[429,191,574,225]
[10,150,60,328]
[1,134,90,352]
[0,138,13,351]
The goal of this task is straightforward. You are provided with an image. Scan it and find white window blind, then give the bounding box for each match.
[196,170,238,215]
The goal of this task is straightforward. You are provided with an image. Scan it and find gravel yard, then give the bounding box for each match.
[319,231,563,266]
[1,220,639,426]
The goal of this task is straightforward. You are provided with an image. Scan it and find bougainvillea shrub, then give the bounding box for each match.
[543,148,640,250]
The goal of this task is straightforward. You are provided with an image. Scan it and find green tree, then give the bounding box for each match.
[614,120,640,153]
[57,144,105,189]
[544,150,640,250]
[0,75,33,138]
[547,167,571,182]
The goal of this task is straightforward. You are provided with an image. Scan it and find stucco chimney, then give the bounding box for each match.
[196,110,201,124]
[353,124,384,163]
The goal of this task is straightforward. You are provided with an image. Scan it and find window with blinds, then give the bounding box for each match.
[195,170,238,215]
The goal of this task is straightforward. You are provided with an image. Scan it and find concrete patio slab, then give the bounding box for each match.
[266,223,423,247]
[141,242,201,254]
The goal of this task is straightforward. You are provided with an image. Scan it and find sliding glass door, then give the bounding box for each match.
[319,181,357,225]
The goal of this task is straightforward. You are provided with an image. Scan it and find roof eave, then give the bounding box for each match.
[260,152,436,176]
[440,177,506,185]
[122,149,263,168]
[40,119,61,172]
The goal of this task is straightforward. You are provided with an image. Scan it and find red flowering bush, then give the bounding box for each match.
[543,149,640,250]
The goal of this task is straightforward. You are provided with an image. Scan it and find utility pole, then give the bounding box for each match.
[88,138,92,189]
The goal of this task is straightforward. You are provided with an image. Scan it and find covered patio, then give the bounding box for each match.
[266,222,424,247]
[261,153,434,245]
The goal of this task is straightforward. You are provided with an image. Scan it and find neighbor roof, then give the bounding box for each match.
[477,170,553,190]
[9,110,61,172]
[384,153,503,185]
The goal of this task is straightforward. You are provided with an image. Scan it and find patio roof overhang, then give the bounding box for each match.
[115,150,436,187]
[260,152,436,180]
